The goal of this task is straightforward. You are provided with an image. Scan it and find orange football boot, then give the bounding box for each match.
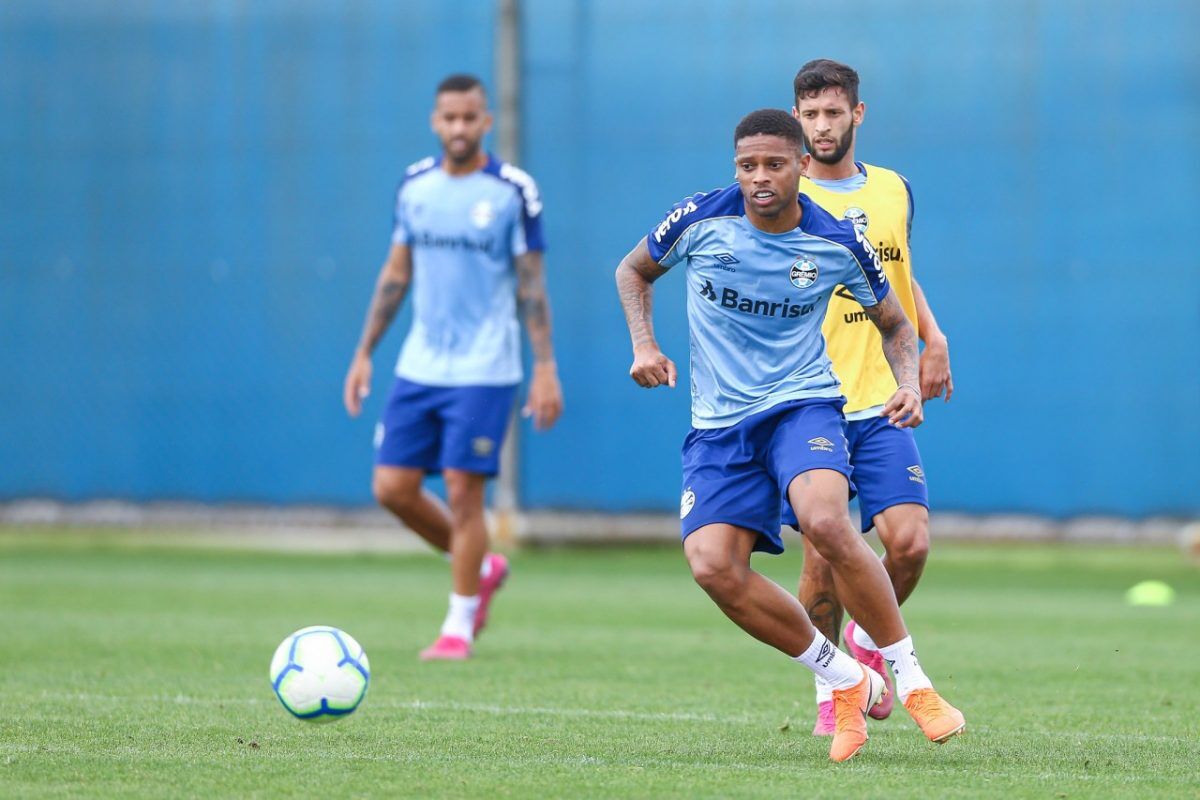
[829,666,886,762]
[903,688,966,742]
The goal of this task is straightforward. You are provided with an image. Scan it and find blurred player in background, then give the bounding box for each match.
[343,74,563,661]
[614,109,963,761]
[786,59,954,735]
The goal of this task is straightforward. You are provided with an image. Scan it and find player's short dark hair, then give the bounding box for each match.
[733,109,804,153]
[436,74,486,97]
[793,59,860,108]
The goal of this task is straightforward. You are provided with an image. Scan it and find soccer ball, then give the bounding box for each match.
[269,626,370,722]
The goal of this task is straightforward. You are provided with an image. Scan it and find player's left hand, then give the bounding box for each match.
[882,384,924,428]
[523,361,563,431]
[920,335,953,402]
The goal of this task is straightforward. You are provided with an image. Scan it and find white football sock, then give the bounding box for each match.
[793,633,862,691]
[814,675,833,703]
[852,621,879,652]
[878,636,933,701]
[440,593,480,642]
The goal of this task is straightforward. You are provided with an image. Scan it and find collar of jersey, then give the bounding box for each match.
[739,193,824,238]
[434,152,501,178]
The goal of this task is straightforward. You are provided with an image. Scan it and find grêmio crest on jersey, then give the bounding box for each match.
[789,256,818,288]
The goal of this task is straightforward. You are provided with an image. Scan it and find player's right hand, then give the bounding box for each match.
[882,384,924,428]
[629,345,677,389]
[343,351,372,417]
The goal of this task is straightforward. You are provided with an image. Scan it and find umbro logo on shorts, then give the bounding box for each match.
[907,465,925,484]
[808,437,835,453]
[472,437,495,457]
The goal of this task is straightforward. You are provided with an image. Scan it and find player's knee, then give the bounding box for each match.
[799,513,856,560]
[686,547,745,600]
[890,522,930,571]
[372,472,418,512]
[444,476,485,525]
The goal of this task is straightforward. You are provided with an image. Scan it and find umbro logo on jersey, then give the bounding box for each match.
[808,437,835,453]
[714,252,739,265]
[907,465,926,484]
[834,286,871,324]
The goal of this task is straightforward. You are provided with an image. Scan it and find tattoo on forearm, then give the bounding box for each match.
[616,244,667,349]
[516,253,555,363]
[359,278,408,353]
[865,295,919,388]
[617,264,656,348]
[806,595,843,643]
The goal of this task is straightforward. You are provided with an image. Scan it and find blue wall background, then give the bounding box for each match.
[2,1,1197,516]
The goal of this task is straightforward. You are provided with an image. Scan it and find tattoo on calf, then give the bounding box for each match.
[806,595,844,643]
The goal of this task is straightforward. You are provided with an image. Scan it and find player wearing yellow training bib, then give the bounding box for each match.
[785,60,962,742]
[810,164,919,417]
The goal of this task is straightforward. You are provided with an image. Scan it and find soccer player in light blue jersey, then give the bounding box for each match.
[344,75,562,661]
[614,109,963,761]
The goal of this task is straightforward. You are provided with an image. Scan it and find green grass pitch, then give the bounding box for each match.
[2,530,1197,798]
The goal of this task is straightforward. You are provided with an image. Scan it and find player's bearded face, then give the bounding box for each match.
[794,89,862,166]
[802,122,854,165]
[431,89,492,165]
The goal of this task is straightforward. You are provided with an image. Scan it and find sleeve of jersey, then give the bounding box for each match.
[503,166,545,254]
[844,232,891,307]
[390,184,409,245]
[645,191,718,268]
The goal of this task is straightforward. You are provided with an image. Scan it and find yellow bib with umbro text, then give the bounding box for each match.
[800,163,918,414]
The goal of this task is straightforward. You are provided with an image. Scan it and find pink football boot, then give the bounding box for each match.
[812,700,836,736]
[473,553,511,638]
[845,620,895,720]
[419,635,472,661]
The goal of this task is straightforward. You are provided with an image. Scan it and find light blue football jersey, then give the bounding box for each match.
[646,184,889,429]
[390,154,545,386]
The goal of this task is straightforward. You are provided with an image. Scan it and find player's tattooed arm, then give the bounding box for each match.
[343,244,412,417]
[515,250,563,430]
[863,291,923,428]
[615,238,677,388]
[911,278,953,402]
[515,250,556,365]
[358,244,413,355]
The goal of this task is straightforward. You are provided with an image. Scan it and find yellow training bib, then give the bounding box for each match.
[800,163,918,414]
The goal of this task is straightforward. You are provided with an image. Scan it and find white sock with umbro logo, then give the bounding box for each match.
[793,633,861,691]
[878,635,933,701]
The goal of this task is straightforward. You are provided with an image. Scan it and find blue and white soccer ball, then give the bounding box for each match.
[269,626,370,722]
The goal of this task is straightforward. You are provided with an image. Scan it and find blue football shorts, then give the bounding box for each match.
[782,413,929,533]
[679,397,855,555]
[374,377,517,476]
